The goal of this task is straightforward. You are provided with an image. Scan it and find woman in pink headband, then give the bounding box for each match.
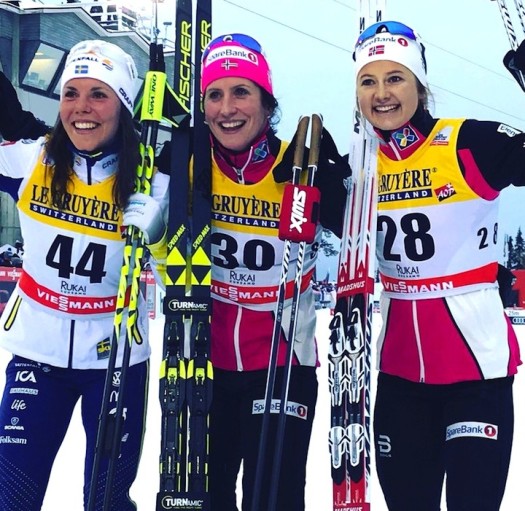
[198,33,348,510]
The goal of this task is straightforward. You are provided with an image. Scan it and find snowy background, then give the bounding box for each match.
[2,0,525,508]
[0,308,521,510]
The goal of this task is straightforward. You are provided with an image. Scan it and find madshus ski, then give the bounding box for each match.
[328,1,384,510]
[156,0,213,510]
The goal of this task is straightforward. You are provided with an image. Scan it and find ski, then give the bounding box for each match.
[328,1,383,509]
[156,0,212,510]
[251,114,323,511]
[87,39,168,511]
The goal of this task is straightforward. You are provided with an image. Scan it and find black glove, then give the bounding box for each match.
[503,40,525,92]
[273,124,351,238]
[273,126,351,183]
[0,71,49,140]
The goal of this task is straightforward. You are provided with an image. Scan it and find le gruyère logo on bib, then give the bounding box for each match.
[378,166,434,203]
[212,193,280,227]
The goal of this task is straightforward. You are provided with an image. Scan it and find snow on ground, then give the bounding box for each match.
[0,309,523,510]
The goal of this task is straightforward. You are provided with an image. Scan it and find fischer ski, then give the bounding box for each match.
[156,0,212,510]
[87,33,168,511]
[328,1,384,509]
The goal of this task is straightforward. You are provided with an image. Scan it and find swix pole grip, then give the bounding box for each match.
[278,183,320,243]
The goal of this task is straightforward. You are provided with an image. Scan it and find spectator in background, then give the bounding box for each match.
[497,264,517,308]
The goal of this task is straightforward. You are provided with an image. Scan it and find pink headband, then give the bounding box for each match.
[201,40,273,95]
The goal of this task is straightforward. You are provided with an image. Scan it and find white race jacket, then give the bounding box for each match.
[0,137,169,369]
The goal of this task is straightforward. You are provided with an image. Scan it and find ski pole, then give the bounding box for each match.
[250,115,310,511]
[87,40,166,511]
[266,113,323,511]
[493,0,525,88]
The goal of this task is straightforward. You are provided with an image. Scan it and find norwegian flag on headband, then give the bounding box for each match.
[368,45,385,56]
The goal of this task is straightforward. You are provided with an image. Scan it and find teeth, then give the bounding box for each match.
[221,121,243,129]
[375,105,397,112]
[74,121,97,129]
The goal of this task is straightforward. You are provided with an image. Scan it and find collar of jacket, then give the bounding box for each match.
[212,127,281,184]
[374,106,438,160]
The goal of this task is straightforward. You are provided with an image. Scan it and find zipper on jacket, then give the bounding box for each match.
[234,306,244,371]
[68,320,75,368]
[412,301,425,382]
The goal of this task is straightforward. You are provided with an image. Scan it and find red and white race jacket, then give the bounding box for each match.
[375,112,522,384]
[0,137,169,369]
[210,139,322,371]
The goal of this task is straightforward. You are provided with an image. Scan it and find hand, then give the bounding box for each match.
[0,71,49,140]
[503,40,525,92]
[273,126,351,183]
[122,192,166,244]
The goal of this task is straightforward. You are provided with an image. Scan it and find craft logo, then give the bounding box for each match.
[497,123,521,137]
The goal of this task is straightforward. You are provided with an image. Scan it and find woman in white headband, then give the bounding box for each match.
[0,40,168,510]
[353,20,523,511]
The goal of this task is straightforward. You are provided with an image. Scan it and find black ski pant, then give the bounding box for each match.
[0,355,148,511]
[374,372,514,511]
[209,366,317,511]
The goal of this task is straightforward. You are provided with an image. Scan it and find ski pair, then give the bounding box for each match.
[251,114,323,511]
[157,1,213,510]
[329,1,384,510]
[87,40,170,511]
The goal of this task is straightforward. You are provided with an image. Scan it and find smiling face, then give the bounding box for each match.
[356,60,420,131]
[203,77,270,152]
[59,78,121,152]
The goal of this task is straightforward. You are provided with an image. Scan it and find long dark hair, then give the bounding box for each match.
[44,109,140,209]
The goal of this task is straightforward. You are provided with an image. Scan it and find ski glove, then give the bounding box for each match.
[122,192,166,245]
[273,126,351,183]
[273,125,351,238]
[503,40,525,92]
[0,71,49,140]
